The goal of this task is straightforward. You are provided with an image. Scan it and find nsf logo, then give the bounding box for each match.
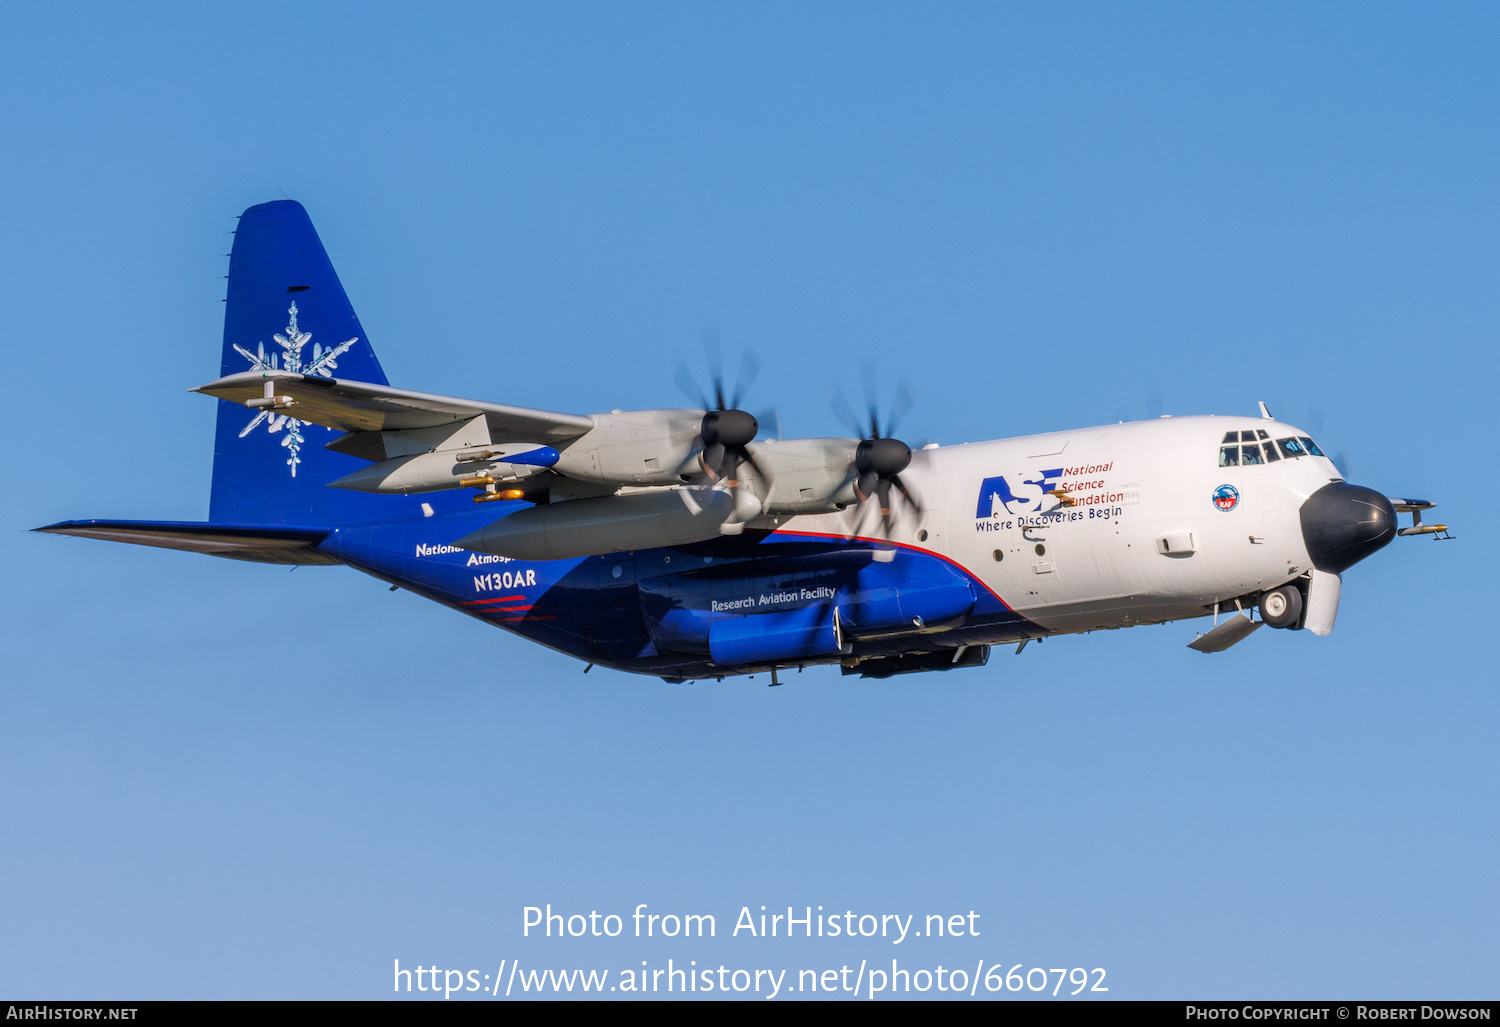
[1213,484,1239,512]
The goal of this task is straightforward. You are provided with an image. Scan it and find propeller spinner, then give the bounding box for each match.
[697,406,760,481]
[674,339,773,487]
[833,372,922,544]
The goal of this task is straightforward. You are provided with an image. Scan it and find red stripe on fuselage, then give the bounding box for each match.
[462,594,527,606]
[766,529,1014,611]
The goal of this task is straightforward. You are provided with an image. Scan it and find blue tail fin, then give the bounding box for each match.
[209,200,399,526]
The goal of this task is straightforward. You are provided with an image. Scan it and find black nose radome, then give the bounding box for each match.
[1299,482,1397,573]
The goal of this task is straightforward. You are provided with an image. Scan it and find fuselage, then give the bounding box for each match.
[315,413,1365,680]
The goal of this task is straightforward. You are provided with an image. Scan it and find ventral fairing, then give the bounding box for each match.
[36,202,1452,682]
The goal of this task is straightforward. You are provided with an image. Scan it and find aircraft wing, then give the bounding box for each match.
[194,371,596,442]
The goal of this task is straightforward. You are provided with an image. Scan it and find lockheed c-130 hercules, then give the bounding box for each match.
[36,201,1452,682]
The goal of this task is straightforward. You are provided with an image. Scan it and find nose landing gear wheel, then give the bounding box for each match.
[1259,584,1304,629]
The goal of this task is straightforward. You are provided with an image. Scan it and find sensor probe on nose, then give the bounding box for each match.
[1388,498,1453,540]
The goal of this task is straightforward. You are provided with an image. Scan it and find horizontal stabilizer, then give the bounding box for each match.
[33,520,340,565]
[195,371,596,443]
[1187,614,1261,653]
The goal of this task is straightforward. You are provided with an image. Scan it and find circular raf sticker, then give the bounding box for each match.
[1213,484,1239,512]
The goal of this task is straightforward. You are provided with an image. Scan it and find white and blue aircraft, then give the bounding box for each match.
[36,201,1450,681]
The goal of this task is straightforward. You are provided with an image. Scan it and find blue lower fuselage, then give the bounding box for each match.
[321,502,1037,680]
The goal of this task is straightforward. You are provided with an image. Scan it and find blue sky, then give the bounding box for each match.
[1,2,1495,999]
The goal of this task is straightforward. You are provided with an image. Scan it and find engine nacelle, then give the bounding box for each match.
[551,409,705,486]
[748,438,860,514]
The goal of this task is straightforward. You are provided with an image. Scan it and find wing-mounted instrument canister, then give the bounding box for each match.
[328,441,559,494]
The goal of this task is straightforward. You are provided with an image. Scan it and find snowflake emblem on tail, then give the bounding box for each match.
[234,302,358,476]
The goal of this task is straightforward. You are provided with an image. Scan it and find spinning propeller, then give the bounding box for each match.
[1303,406,1352,480]
[674,336,774,489]
[832,369,922,546]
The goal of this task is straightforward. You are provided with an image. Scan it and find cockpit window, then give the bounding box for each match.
[1217,429,1329,467]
